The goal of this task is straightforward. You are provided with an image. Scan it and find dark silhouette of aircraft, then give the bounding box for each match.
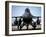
[12,8,41,30]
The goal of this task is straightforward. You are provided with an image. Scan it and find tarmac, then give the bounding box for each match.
[12,24,41,31]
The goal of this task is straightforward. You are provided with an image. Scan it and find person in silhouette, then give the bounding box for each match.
[36,17,40,25]
[32,21,36,29]
[18,18,22,30]
[14,17,20,30]
[14,17,18,26]
[19,18,21,25]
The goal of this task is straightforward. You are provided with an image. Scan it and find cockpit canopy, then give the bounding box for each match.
[25,8,30,13]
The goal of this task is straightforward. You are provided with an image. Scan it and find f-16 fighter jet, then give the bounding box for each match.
[12,8,41,30]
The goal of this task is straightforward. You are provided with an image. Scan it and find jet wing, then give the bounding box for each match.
[12,16,23,18]
[12,16,41,18]
[31,16,41,18]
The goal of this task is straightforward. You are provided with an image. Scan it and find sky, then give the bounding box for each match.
[12,5,41,23]
[12,5,41,17]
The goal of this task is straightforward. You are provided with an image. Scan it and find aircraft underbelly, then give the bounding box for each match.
[23,17,32,24]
